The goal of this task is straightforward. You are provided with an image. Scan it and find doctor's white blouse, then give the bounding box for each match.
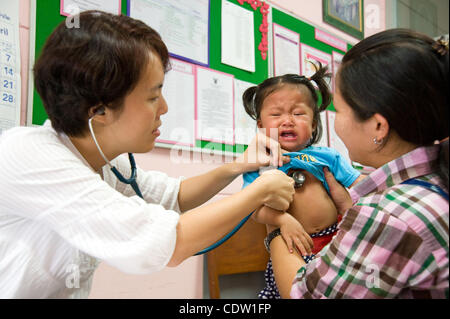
[0,121,182,298]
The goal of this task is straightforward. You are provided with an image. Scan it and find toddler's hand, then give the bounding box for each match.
[279,214,314,256]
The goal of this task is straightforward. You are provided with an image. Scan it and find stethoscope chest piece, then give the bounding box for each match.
[289,170,306,188]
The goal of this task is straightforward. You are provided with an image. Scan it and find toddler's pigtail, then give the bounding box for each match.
[310,63,333,112]
[242,86,259,120]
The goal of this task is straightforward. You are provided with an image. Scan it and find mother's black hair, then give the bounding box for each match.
[338,28,449,189]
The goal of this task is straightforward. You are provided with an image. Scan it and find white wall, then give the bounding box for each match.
[392,0,448,38]
[268,0,386,41]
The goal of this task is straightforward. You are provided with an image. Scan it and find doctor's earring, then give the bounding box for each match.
[373,137,383,145]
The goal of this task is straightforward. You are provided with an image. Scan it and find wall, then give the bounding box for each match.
[17,0,386,299]
[391,0,449,38]
[18,0,30,126]
[268,0,386,40]
[18,0,387,127]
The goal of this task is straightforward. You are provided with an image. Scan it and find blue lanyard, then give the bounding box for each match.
[401,179,449,201]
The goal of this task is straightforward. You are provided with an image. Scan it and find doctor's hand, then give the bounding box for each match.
[235,131,290,173]
[254,169,295,211]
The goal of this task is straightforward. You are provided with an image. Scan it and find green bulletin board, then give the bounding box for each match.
[200,0,269,153]
[209,0,268,85]
[30,0,354,154]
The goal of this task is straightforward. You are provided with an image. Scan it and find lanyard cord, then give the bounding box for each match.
[402,179,449,201]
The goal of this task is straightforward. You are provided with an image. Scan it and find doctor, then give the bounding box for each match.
[0,11,294,298]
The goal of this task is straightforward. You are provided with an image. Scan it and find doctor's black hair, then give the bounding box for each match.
[337,28,449,189]
[242,64,332,147]
[34,10,170,137]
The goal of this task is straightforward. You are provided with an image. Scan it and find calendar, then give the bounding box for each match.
[0,0,21,135]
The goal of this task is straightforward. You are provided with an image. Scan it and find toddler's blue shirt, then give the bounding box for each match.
[243,146,360,193]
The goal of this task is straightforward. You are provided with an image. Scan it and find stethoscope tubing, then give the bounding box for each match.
[110,154,144,199]
[89,116,238,255]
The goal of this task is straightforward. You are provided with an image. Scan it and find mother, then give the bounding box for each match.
[268,29,449,299]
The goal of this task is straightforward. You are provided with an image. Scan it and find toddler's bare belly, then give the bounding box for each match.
[287,170,338,234]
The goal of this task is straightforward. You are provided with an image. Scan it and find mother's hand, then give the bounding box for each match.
[235,130,291,173]
[323,167,353,214]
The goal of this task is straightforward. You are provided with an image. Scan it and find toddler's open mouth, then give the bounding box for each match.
[280,130,298,140]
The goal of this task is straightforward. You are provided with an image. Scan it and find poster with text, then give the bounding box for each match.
[196,66,234,145]
[130,0,209,66]
[157,58,195,147]
[273,23,300,76]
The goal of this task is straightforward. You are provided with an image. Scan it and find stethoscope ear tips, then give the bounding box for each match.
[94,107,106,116]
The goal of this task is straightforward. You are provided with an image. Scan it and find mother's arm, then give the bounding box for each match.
[269,169,362,298]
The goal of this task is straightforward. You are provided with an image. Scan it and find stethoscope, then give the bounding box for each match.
[88,113,306,255]
[88,116,143,199]
[88,114,217,255]
[195,170,305,255]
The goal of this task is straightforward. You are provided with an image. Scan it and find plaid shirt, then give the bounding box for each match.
[290,145,449,299]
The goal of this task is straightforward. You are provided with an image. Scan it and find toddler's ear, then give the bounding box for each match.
[257,120,263,128]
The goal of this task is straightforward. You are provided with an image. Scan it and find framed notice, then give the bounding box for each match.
[323,0,364,40]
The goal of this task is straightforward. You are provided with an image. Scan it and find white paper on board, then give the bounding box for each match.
[130,0,209,66]
[61,0,121,15]
[221,0,255,72]
[234,79,256,146]
[158,58,196,147]
[273,23,300,76]
[196,67,234,145]
[301,44,332,90]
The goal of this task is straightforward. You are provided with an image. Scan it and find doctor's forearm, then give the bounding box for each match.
[177,162,245,212]
[168,181,266,266]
